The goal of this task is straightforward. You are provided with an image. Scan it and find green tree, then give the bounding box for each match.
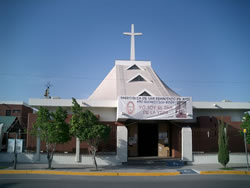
[70,98,111,170]
[218,120,229,168]
[240,112,250,144]
[31,107,71,169]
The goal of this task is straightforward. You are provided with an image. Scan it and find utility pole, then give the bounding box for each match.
[13,133,17,169]
[243,129,249,171]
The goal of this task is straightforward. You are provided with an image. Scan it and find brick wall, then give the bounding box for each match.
[20,105,33,129]
[0,104,33,129]
[170,124,181,158]
[192,116,247,153]
[26,113,117,153]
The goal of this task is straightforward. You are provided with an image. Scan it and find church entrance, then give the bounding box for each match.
[127,122,173,158]
[138,123,158,156]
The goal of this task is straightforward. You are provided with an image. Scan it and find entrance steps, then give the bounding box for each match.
[124,157,186,167]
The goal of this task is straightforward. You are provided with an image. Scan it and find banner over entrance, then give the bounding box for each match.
[117,96,192,120]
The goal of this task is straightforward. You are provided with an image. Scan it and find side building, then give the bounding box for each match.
[0,101,34,130]
[0,101,34,151]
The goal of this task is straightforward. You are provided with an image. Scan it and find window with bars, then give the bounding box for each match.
[12,110,21,113]
[5,110,11,116]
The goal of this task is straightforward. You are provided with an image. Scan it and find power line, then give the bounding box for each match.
[1,73,250,87]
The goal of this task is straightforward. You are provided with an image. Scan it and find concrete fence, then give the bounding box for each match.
[189,153,250,165]
[1,152,249,166]
[0,125,129,166]
[0,152,121,165]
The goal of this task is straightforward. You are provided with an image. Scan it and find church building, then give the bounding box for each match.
[27,24,250,165]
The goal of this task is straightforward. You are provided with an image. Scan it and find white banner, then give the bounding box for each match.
[117,96,192,120]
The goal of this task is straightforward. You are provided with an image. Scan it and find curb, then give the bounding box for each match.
[200,171,250,175]
[1,170,249,176]
[0,170,180,176]
[116,172,180,176]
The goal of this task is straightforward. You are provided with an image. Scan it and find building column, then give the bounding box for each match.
[117,126,128,163]
[35,134,40,161]
[181,127,193,161]
[75,137,81,162]
[0,123,3,152]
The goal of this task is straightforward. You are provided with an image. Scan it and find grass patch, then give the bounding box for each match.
[220,167,234,170]
[0,167,8,169]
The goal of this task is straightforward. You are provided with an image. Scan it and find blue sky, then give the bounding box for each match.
[0,0,250,103]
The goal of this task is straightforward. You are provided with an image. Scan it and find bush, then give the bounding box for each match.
[218,120,229,168]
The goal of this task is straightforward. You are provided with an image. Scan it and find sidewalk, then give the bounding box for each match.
[0,162,250,176]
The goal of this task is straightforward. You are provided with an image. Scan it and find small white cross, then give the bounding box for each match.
[123,24,142,61]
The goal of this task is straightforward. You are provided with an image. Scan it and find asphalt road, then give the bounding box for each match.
[0,174,250,188]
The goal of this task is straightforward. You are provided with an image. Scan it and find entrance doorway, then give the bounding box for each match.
[138,124,158,156]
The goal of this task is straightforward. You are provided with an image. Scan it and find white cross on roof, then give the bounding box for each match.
[123,24,142,61]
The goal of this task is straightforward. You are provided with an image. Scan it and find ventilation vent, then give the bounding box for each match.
[127,64,140,70]
[139,91,151,96]
[129,75,146,82]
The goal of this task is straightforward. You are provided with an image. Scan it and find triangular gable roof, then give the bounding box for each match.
[88,60,179,100]
[88,66,117,100]
[0,116,18,133]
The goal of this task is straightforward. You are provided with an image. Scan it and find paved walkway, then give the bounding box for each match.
[0,162,249,176]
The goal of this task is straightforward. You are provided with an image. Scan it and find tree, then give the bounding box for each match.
[241,112,250,144]
[218,120,229,168]
[31,107,71,169]
[70,98,111,170]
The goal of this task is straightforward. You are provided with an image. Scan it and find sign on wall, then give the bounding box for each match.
[7,139,23,153]
[117,96,192,120]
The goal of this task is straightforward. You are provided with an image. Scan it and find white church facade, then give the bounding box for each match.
[25,24,250,165]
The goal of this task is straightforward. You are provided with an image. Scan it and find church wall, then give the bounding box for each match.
[26,113,117,154]
[170,124,181,158]
[87,107,117,122]
[42,107,117,122]
[192,116,249,153]
[25,105,249,161]
[191,109,246,123]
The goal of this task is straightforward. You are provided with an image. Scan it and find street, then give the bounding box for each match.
[0,174,250,188]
